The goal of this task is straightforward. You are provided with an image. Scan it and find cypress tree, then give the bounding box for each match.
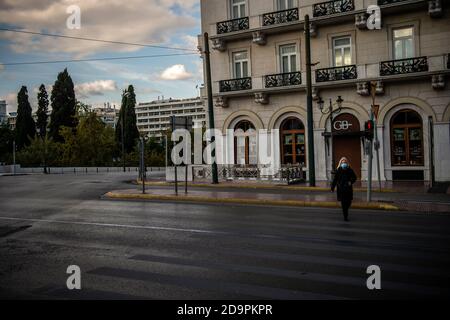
[15,86,36,150]
[49,68,76,142]
[36,84,49,139]
[115,85,139,153]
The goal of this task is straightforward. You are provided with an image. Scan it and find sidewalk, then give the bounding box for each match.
[105,181,450,213]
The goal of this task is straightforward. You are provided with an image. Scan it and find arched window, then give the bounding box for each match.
[281,117,306,165]
[234,120,256,165]
[391,109,424,166]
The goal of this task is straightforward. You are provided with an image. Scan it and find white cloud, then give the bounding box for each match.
[160,64,193,81]
[75,80,118,98]
[2,92,17,113]
[0,0,198,57]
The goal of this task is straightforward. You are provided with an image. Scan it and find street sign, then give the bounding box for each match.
[170,116,193,132]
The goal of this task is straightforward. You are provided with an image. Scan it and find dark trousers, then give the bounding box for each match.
[341,199,352,220]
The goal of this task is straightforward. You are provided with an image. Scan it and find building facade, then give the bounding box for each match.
[136,97,207,140]
[0,100,6,125]
[199,0,450,182]
[92,103,120,129]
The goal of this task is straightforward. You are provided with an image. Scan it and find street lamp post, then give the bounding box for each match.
[12,139,16,176]
[318,96,343,179]
[121,91,130,173]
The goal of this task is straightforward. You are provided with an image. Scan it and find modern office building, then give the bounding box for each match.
[135,97,207,141]
[7,112,17,130]
[199,0,450,182]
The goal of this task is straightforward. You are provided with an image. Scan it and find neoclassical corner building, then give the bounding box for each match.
[199,0,450,182]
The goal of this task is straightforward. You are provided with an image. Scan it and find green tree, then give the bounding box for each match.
[0,124,14,163]
[49,68,77,142]
[36,84,49,139]
[115,85,139,154]
[16,135,61,168]
[15,86,36,150]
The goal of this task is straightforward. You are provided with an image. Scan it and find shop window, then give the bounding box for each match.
[391,109,424,166]
[281,117,306,165]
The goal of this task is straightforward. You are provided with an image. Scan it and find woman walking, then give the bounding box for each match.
[331,157,357,221]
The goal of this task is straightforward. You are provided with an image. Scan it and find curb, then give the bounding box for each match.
[105,191,401,211]
[134,180,398,194]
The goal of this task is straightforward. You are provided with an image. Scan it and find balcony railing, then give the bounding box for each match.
[313,0,355,17]
[379,57,428,76]
[315,65,357,82]
[219,77,252,92]
[265,72,302,88]
[262,8,299,26]
[217,17,249,34]
[377,0,409,5]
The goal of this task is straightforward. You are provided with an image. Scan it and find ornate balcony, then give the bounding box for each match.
[265,72,302,88]
[379,57,428,76]
[217,17,249,34]
[378,0,409,5]
[262,8,299,26]
[315,65,357,82]
[219,77,252,92]
[313,0,355,17]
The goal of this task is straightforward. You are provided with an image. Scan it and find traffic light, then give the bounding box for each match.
[364,120,375,140]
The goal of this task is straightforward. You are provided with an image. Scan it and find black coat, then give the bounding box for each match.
[331,167,357,202]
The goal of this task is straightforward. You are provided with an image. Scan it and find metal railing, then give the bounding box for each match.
[219,77,252,92]
[378,0,409,5]
[313,0,354,17]
[217,17,249,34]
[315,65,357,82]
[379,56,428,76]
[262,8,299,26]
[265,71,302,88]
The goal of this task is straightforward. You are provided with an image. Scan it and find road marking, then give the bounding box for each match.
[0,216,229,236]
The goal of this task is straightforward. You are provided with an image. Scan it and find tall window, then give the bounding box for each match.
[280,44,298,73]
[234,120,257,165]
[278,0,295,10]
[281,118,306,165]
[233,51,249,78]
[231,0,246,19]
[391,110,424,166]
[333,36,352,67]
[393,27,414,60]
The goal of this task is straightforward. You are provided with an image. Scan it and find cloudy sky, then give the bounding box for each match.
[0,0,202,113]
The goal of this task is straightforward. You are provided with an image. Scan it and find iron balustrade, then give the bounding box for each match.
[378,0,409,5]
[315,65,357,82]
[265,72,302,88]
[379,56,428,76]
[262,8,299,26]
[313,0,354,17]
[217,17,250,34]
[219,77,252,92]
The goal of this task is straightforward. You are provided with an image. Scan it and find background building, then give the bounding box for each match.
[0,100,6,125]
[136,97,206,141]
[92,103,119,129]
[200,0,450,182]
[7,112,17,130]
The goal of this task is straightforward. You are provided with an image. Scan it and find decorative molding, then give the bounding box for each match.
[215,96,228,108]
[432,74,446,90]
[428,0,443,18]
[252,31,266,46]
[375,80,384,95]
[357,82,370,96]
[312,88,320,101]
[254,92,269,105]
[212,38,226,52]
[355,13,367,30]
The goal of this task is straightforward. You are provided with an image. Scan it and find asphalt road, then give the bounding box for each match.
[1,173,450,300]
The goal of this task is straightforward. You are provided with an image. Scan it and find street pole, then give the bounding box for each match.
[140,137,146,194]
[204,32,219,184]
[304,15,316,187]
[367,111,374,202]
[121,114,125,173]
[370,82,382,192]
[13,140,16,175]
